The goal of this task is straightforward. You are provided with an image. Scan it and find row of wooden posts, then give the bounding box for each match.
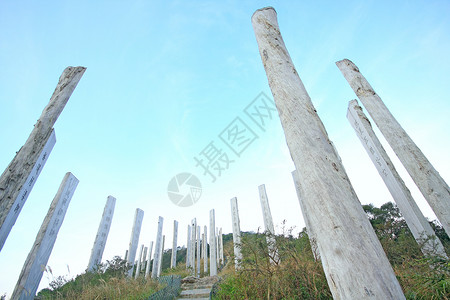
[0,6,449,300]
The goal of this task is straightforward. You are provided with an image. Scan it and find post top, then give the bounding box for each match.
[252,6,277,20]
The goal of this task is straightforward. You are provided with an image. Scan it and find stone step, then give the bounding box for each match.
[178,288,211,298]
[181,284,214,290]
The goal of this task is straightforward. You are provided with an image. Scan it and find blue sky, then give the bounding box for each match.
[1,0,449,296]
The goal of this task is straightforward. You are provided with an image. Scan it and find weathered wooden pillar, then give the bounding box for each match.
[127,208,144,277]
[230,197,243,270]
[219,228,224,265]
[291,170,320,261]
[186,225,191,269]
[190,218,197,274]
[12,172,78,299]
[151,216,164,278]
[171,220,178,268]
[196,225,201,277]
[87,195,116,272]
[209,209,217,276]
[215,227,220,266]
[203,225,208,273]
[348,100,447,257]
[124,250,128,261]
[252,7,405,299]
[144,241,153,278]
[0,67,85,252]
[157,235,165,277]
[142,247,148,270]
[134,244,144,279]
[258,184,279,263]
[337,59,450,236]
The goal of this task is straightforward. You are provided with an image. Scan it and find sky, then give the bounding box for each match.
[0,0,449,297]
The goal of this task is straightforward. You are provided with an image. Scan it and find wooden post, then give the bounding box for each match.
[0,67,85,252]
[190,218,197,274]
[291,170,320,261]
[186,225,191,269]
[196,225,201,277]
[171,220,178,268]
[337,58,450,235]
[203,225,208,273]
[215,227,219,266]
[142,247,148,271]
[219,228,224,266]
[134,244,144,279]
[127,208,144,277]
[230,197,242,270]
[252,7,405,299]
[151,216,164,278]
[144,241,153,278]
[209,209,217,276]
[12,172,78,299]
[348,100,447,257]
[258,184,279,263]
[87,196,116,272]
[157,235,165,277]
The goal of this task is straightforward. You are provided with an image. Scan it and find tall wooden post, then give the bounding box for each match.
[196,225,201,277]
[218,228,224,265]
[337,59,450,235]
[144,241,153,278]
[209,209,217,276]
[87,196,116,271]
[291,170,320,261]
[258,184,279,263]
[252,7,405,299]
[186,225,191,269]
[171,220,178,268]
[157,235,165,277]
[230,197,242,270]
[12,172,78,299]
[134,244,144,279]
[151,216,164,278]
[190,218,197,274]
[127,208,144,277]
[348,100,447,257]
[142,247,148,271]
[0,66,85,252]
[203,225,208,273]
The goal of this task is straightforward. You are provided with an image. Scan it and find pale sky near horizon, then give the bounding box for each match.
[1,0,449,297]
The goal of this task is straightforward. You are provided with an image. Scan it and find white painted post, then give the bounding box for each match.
[348,100,448,257]
[291,170,320,261]
[134,244,144,279]
[157,235,165,277]
[258,184,279,263]
[209,209,217,276]
[145,241,154,278]
[0,66,85,252]
[219,228,224,265]
[337,59,450,236]
[197,225,201,277]
[151,216,164,278]
[12,172,78,300]
[252,7,405,299]
[87,195,116,272]
[190,218,197,274]
[230,197,243,270]
[171,220,178,268]
[186,225,191,269]
[203,225,208,273]
[127,208,144,277]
